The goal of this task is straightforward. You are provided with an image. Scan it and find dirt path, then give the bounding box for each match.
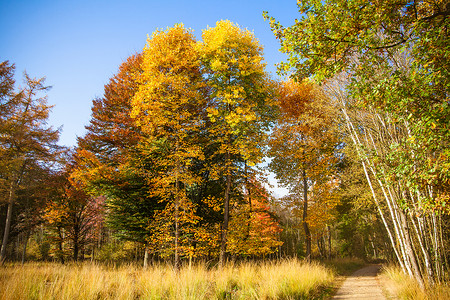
[332,264,388,299]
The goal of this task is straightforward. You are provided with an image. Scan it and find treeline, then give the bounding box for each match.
[0,20,363,268]
[1,1,449,287]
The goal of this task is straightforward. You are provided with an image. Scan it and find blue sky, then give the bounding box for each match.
[1,0,296,196]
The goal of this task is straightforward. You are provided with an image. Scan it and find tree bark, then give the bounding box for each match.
[302,169,311,262]
[219,150,232,267]
[58,227,65,264]
[143,244,148,269]
[399,210,424,288]
[21,229,31,265]
[0,182,15,264]
[174,176,180,270]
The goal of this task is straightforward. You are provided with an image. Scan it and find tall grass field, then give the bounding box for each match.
[0,259,334,300]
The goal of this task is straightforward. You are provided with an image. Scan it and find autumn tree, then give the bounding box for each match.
[44,159,104,262]
[227,173,282,257]
[13,161,56,263]
[265,0,449,285]
[131,24,208,268]
[268,80,340,262]
[74,53,162,265]
[0,61,61,263]
[199,20,277,265]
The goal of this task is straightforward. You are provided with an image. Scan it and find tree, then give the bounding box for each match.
[199,20,277,265]
[44,161,104,262]
[131,24,208,269]
[265,0,449,285]
[77,53,143,165]
[227,174,283,257]
[74,53,161,265]
[0,61,60,263]
[268,80,340,262]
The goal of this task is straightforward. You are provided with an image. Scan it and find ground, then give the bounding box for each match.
[332,264,389,299]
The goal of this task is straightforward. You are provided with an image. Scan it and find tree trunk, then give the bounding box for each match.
[21,229,31,264]
[327,225,332,259]
[174,178,180,270]
[0,182,15,264]
[302,169,311,262]
[399,210,424,288]
[58,227,65,264]
[219,151,232,267]
[73,241,79,261]
[73,224,79,261]
[143,245,148,269]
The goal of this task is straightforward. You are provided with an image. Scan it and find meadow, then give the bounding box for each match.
[0,259,334,300]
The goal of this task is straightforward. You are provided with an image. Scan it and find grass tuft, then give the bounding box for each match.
[380,265,450,300]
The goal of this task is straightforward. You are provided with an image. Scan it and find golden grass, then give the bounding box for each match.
[0,259,334,300]
[380,265,450,300]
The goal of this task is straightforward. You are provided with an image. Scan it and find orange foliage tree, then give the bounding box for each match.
[228,173,283,257]
[73,53,164,264]
[268,80,341,261]
[43,158,104,262]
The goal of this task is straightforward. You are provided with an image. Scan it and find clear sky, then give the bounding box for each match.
[1,0,296,196]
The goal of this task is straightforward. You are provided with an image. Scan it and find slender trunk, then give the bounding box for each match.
[173,135,181,270]
[370,238,377,258]
[399,210,424,288]
[409,211,434,284]
[432,213,441,282]
[58,227,64,264]
[302,169,311,262]
[73,240,79,261]
[341,104,405,270]
[73,222,79,261]
[219,160,231,267]
[174,177,180,270]
[244,161,252,241]
[327,225,332,259]
[21,229,31,264]
[0,182,15,264]
[143,245,148,269]
[438,213,449,282]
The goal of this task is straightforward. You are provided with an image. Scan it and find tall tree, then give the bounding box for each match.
[131,24,208,269]
[268,80,340,262]
[0,62,60,263]
[199,20,277,265]
[74,53,160,264]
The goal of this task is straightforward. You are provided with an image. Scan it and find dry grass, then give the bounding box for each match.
[0,259,334,300]
[380,265,450,300]
[322,257,366,276]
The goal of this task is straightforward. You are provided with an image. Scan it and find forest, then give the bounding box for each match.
[1,1,449,299]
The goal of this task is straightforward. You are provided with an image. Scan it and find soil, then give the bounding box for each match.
[332,264,389,299]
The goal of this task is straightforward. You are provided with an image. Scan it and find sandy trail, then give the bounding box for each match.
[332,264,387,299]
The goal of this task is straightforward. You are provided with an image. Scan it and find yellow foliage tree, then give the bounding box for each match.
[199,20,277,265]
[131,24,208,268]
